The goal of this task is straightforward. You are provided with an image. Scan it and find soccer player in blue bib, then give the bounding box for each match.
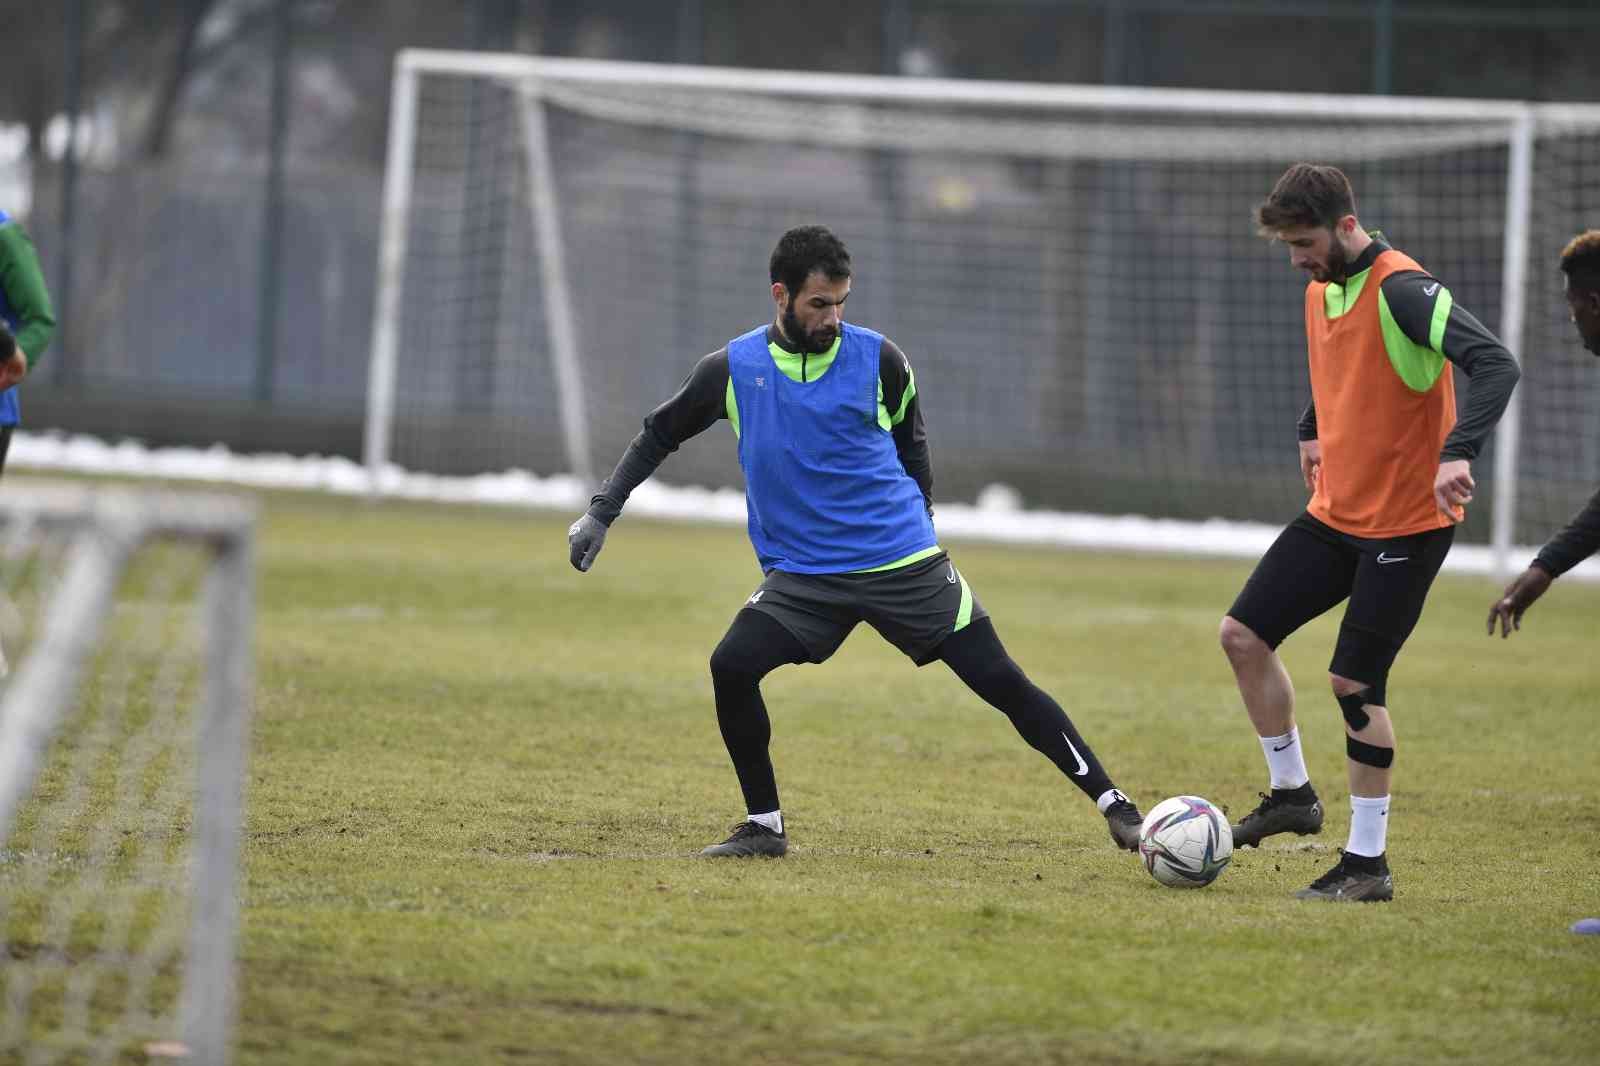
[568,226,1143,857]
[0,209,56,475]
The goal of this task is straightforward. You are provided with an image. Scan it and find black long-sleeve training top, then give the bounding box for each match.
[1533,492,1600,577]
[587,325,930,526]
[1295,236,1521,464]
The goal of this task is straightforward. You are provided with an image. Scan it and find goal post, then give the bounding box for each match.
[367,50,1600,574]
[365,50,597,496]
[0,484,255,1066]
[1490,109,1535,581]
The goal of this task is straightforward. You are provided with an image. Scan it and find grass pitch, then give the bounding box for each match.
[227,491,1600,1065]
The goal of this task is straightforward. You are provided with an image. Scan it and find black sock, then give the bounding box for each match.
[1273,781,1318,804]
[1341,850,1385,873]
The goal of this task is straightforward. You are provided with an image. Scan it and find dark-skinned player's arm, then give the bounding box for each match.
[1487,489,1600,637]
[568,350,730,572]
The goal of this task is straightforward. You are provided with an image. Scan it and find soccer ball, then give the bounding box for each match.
[1138,795,1233,888]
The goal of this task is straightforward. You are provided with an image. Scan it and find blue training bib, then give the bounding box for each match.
[728,322,935,574]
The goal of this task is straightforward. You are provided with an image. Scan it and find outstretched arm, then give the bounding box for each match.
[1534,487,1600,578]
[1485,472,1600,637]
[569,349,731,571]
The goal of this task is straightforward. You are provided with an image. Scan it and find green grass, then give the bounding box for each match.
[16,485,1600,1063]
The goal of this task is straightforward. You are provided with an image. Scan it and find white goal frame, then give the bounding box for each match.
[366,50,1600,577]
[0,484,255,1066]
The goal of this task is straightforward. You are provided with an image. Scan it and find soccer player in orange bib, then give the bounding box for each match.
[1218,164,1520,901]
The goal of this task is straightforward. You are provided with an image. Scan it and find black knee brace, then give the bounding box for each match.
[1336,690,1375,731]
[1331,623,1396,709]
[1339,686,1393,768]
[1347,735,1394,768]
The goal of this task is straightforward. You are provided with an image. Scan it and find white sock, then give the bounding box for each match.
[1095,788,1128,814]
[1259,728,1310,790]
[748,810,783,834]
[1346,794,1390,858]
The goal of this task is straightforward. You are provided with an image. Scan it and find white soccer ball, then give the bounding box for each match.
[1138,795,1233,888]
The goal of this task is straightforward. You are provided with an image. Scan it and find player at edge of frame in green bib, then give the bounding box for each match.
[0,209,57,478]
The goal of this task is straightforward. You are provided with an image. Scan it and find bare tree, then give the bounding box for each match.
[142,0,223,158]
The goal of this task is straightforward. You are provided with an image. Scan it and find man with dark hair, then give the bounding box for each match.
[1219,164,1521,901]
[1487,229,1600,634]
[567,224,1144,857]
[0,210,56,476]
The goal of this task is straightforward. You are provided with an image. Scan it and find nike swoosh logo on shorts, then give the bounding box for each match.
[1061,732,1089,776]
[1377,552,1408,565]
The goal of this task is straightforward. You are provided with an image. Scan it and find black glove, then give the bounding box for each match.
[567,513,608,572]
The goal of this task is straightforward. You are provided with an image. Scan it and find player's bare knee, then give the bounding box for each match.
[1330,673,1391,738]
[1346,711,1395,752]
[1329,672,1367,698]
[1218,616,1266,664]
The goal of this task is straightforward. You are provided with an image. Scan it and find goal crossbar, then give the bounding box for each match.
[397,49,1575,123]
[368,51,1600,579]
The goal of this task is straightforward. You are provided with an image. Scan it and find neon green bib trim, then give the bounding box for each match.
[1322,267,1371,320]
[768,334,902,435]
[892,364,917,426]
[768,335,841,383]
[850,545,942,573]
[725,377,740,438]
[875,361,916,431]
[1378,287,1449,393]
[1428,285,1454,352]
[953,568,974,632]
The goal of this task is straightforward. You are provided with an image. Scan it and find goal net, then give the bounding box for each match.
[369,52,1600,564]
[0,485,254,1066]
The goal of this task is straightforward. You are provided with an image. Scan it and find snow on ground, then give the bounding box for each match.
[12,429,1591,581]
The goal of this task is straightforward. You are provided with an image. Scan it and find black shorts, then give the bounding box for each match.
[1227,512,1454,682]
[742,551,988,666]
